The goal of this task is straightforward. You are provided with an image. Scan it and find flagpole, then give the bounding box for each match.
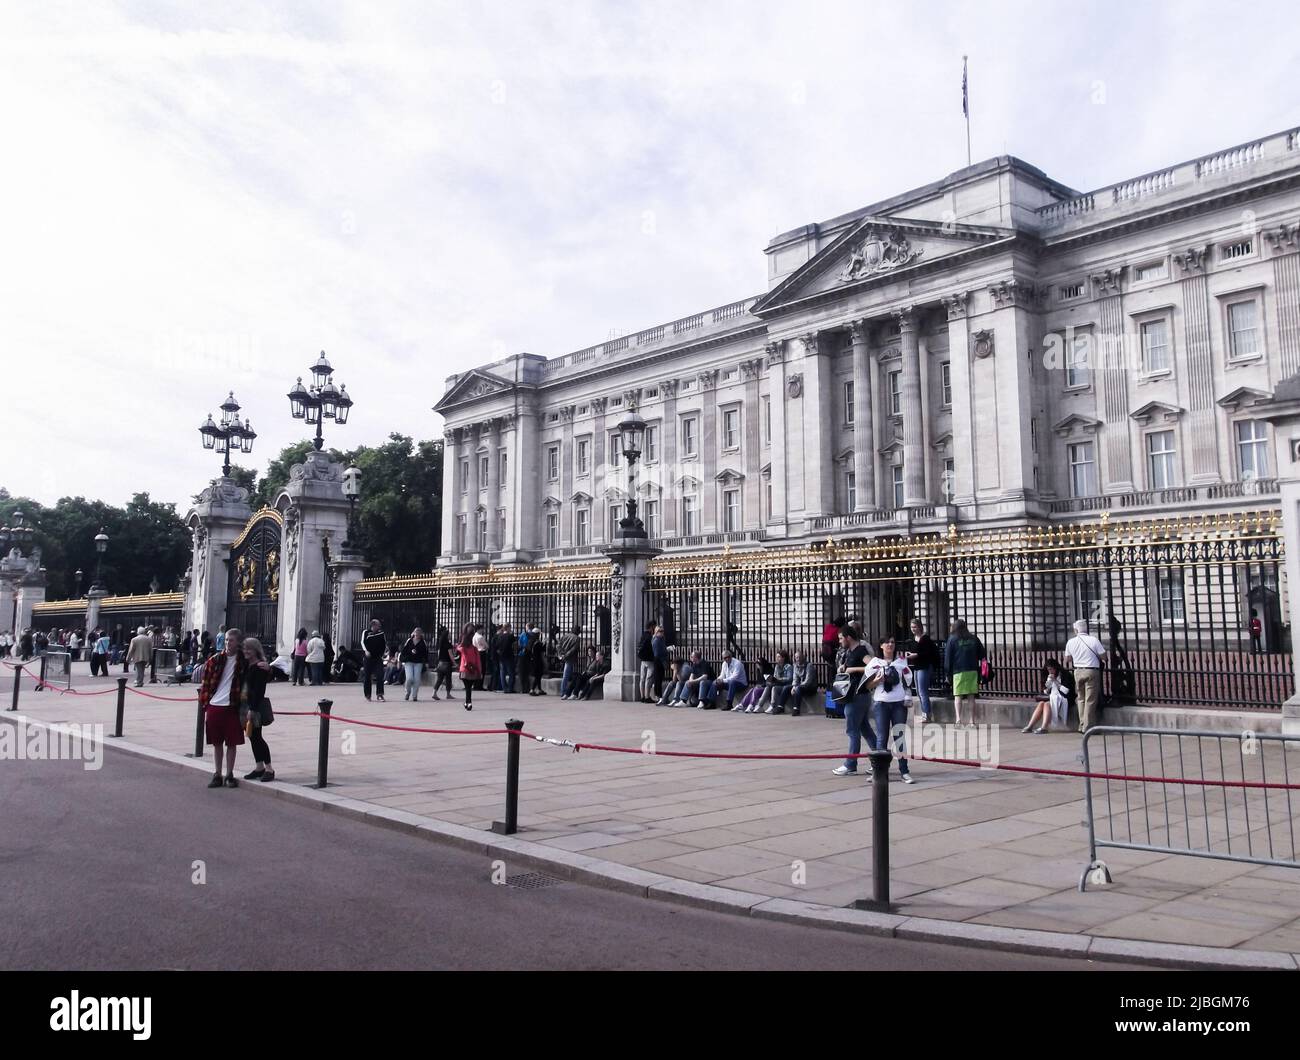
[963,55,971,166]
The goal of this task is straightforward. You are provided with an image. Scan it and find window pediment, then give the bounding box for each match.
[1129,401,1184,425]
[1053,414,1102,438]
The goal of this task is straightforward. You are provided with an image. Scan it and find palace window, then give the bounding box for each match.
[891,465,904,509]
[546,513,559,549]
[1158,570,1186,624]
[478,454,489,487]
[723,489,741,532]
[943,459,955,501]
[888,371,901,415]
[1146,430,1177,489]
[682,416,698,457]
[1227,300,1260,359]
[722,408,740,451]
[644,500,659,539]
[609,431,622,461]
[476,511,488,552]
[1066,333,1090,389]
[682,494,699,535]
[575,507,590,546]
[499,451,508,484]
[1133,259,1168,283]
[459,458,469,494]
[762,396,771,446]
[497,508,506,545]
[845,470,856,511]
[1058,282,1085,301]
[844,381,855,425]
[609,503,624,540]
[456,515,467,553]
[1140,319,1170,374]
[940,362,952,407]
[1235,420,1269,480]
[645,425,658,462]
[547,445,559,482]
[1221,239,1254,261]
[577,438,591,475]
[1069,441,1097,497]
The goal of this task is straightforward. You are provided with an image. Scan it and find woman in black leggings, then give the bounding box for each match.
[240,636,275,782]
[432,625,455,699]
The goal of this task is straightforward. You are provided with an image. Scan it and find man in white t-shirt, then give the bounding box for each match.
[1064,619,1107,732]
[865,638,914,783]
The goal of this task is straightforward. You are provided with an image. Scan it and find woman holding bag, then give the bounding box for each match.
[400,627,430,702]
[456,623,482,711]
[240,636,276,782]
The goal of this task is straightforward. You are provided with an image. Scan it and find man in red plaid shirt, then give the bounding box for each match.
[198,627,247,788]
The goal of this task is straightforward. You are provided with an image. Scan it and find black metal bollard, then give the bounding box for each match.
[9,663,20,711]
[491,719,525,835]
[35,654,47,693]
[853,748,897,911]
[190,699,205,758]
[313,699,333,789]
[111,677,126,738]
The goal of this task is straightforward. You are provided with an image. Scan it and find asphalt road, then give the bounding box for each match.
[0,746,1124,971]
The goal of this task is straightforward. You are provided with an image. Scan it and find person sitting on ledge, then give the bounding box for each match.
[658,658,687,706]
[760,650,796,714]
[385,651,404,686]
[680,651,717,709]
[775,650,817,716]
[717,650,748,710]
[572,650,610,700]
[734,656,773,712]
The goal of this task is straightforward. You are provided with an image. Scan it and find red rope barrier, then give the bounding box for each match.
[5,663,118,696]
[125,687,199,702]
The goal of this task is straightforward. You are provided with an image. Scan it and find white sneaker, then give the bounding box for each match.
[901,773,915,784]
[764,706,775,714]
[730,703,744,712]
[832,765,856,777]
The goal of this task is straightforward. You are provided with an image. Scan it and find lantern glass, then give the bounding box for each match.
[319,379,339,419]
[201,425,216,450]
[617,409,647,459]
[288,378,308,419]
[95,530,108,554]
[215,432,229,455]
[240,423,256,454]
[305,399,321,425]
[335,385,352,425]
[310,351,333,388]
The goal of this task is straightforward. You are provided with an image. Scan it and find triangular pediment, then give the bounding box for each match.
[433,369,516,413]
[1217,387,1271,412]
[1053,414,1102,437]
[753,216,1014,315]
[1129,401,1184,425]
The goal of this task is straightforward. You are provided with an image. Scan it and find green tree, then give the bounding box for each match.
[252,440,323,509]
[343,434,443,575]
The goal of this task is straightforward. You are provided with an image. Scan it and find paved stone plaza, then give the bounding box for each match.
[8,667,1300,959]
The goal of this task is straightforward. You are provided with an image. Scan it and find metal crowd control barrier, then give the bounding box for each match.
[42,652,72,691]
[1079,725,1300,890]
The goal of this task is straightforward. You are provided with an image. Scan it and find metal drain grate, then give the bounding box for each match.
[504,871,566,890]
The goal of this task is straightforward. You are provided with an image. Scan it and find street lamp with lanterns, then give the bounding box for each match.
[287,351,353,451]
[74,569,83,598]
[615,404,649,539]
[341,465,362,550]
[92,528,109,592]
[199,392,257,477]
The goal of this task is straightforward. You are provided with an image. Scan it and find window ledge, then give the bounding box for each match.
[1138,369,1174,382]
[1226,354,1265,368]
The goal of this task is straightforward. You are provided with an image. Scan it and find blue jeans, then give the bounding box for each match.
[658,681,682,704]
[914,667,932,719]
[720,678,747,707]
[843,695,877,771]
[871,698,910,775]
[497,658,516,692]
[687,678,716,706]
[404,662,423,698]
[561,661,576,697]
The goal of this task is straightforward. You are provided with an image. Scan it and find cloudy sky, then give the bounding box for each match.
[0,0,1295,511]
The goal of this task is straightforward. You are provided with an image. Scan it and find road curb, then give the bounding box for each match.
[6,713,1297,971]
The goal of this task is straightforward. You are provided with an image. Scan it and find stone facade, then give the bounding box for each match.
[436,126,1300,566]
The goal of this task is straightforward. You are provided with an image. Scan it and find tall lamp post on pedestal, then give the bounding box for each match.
[92,529,109,592]
[74,569,83,598]
[287,351,354,450]
[1,511,37,633]
[199,392,257,477]
[615,404,649,540]
[342,466,362,550]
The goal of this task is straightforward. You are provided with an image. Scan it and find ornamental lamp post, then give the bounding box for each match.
[74,569,83,598]
[342,465,361,550]
[92,528,109,592]
[198,392,257,477]
[615,403,649,540]
[288,351,353,451]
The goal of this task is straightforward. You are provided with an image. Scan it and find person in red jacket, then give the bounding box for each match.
[456,623,482,711]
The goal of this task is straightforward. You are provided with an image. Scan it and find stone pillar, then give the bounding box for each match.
[559,406,575,544]
[439,428,458,562]
[328,550,369,651]
[185,477,253,637]
[849,320,875,511]
[602,539,662,702]
[485,416,503,554]
[897,308,927,507]
[15,567,47,633]
[1091,270,1134,491]
[765,342,788,530]
[699,369,719,532]
[0,572,15,634]
[1178,255,1223,484]
[660,379,679,535]
[512,406,540,558]
[742,359,762,528]
[1259,375,1300,737]
[591,398,608,545]
[465,421,482,554]
[275,449,351,656]
[944,293,976,506]
[85,586,108,634]
[800,332,834,517]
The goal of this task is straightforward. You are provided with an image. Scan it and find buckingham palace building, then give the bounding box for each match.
[408,125,1300,707]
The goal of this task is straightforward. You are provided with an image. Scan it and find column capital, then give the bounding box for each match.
[623,386,642,407]
[943,292,970,319]
[740,358,763,380]
[500,412,517,431]
[442,427,456,442]
[848,319,871,343]
[892,307,917,333]
[660,378,679,398]
[799,332,821,357]
[764,340,785,365]
[591,396,608,414]
[1088,267,1127,297]
[989,279,1046,308]
[698,368,719,390]
[1264,223,1300,254]
[558,404,577,423]
[1174,245,1211,274]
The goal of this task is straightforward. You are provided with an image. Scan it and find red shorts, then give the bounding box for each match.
[205,705,245,746]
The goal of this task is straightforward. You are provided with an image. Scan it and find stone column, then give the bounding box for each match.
[0,573,14,634]
[897,308,927,507]
[1177,253,1223,484]
[660,379,679,536]
[742,359,762,528]
[84,586,108,635]
[14,570,46,632]
[465,422,482,554]
[513,406,540,558]
[328,549,368,650]
[699,369,719,532]
[274,449,351,656]
[765,342,788,530]
[1091,270,1134,491]
[485,416,503,554]
[439,428,458,562]
[1260,378,1300,737]
[800,332,834,517]
[185,477,253,637]
[944,293,976,506]
[849,320,875,511]
[559,406,575,545]
[592,397,608,545]
[500,413,518,554]
[602,539,662,702]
